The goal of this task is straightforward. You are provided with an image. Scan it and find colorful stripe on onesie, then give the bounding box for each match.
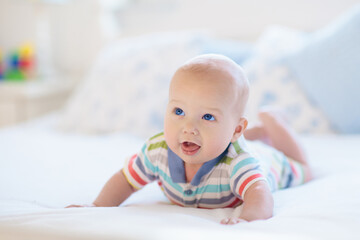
[122,132,305,209]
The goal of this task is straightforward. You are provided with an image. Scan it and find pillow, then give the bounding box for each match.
[243,26,333,134]
[284,5,360,133]
[58,31,253,138]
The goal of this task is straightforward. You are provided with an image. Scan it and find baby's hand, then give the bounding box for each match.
[220,217,248,225]
[65,204,96,208]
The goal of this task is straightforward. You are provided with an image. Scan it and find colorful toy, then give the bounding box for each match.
[0,49,3,80]
[1,43,36,81]
[19,44,35,77]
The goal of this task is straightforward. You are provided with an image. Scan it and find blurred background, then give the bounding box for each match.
[0,0,359,131]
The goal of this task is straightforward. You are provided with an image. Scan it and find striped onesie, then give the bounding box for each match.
[123,132,305,209]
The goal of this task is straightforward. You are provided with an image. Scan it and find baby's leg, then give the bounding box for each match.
[243,125,270,144]
[244,110,312,181]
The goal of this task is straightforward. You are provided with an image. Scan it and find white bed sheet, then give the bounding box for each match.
[0,114,360,239]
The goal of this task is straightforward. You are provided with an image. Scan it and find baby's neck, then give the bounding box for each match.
[184,162,203,183]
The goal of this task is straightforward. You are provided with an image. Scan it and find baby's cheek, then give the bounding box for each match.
[163,117,173,137]
[206,137,228,159]
[164,124,177,149]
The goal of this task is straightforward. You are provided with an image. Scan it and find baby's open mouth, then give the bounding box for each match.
[181,141,201,155]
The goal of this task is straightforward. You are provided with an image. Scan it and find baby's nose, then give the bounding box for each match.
[183,121,199,136]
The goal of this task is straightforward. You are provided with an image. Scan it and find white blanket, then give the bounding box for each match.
[1,114,359,239]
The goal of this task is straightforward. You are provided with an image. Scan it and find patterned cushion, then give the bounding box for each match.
[244,26,333,134]
[284,5,360,133]
[58,31,253,137]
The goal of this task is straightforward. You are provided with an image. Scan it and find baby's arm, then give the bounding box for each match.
[221,181,273,224]
[93,169,135,206]
[67,169,135,208]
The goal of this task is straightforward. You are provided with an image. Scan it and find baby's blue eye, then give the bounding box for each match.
[203,114,215,121]
[175,108,184,116]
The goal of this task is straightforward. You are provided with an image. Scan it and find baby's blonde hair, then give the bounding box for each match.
[175,54,249,117]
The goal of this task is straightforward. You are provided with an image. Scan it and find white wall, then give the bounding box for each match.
[0,1,36,52]
[0,0,103,80]
[48,1,103,77]
[1,0,359,81]
[118,0,360,41]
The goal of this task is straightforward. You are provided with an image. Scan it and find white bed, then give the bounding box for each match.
[0,113,360,239]
[1,3,360,239]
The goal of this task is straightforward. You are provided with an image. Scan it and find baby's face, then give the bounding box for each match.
[164,68,243,166]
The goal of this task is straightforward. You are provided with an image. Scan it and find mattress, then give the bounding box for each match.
[0,113,359,239]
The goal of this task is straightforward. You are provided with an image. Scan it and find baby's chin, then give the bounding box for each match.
[178,150,218,166]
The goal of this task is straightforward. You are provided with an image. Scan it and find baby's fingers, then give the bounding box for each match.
[65,204,84,208]
[65,204,95,208]
[220,217,247,225]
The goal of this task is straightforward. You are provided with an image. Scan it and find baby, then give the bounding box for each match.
[67,54,312,224]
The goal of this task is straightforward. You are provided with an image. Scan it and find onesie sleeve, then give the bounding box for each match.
[122,141,159,190]
[229,155,267,200]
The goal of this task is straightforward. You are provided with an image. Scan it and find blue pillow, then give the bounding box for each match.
[284,5,360,133]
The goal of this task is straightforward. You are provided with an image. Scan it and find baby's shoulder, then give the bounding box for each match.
[143,132,168,156]
[148,132,166,143]
[146,132,167,147]
[217,139,256,169]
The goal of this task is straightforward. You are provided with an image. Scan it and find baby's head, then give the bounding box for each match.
[164,54,249,166]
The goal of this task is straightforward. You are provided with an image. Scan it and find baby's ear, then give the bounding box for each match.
[231,117,248,142]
